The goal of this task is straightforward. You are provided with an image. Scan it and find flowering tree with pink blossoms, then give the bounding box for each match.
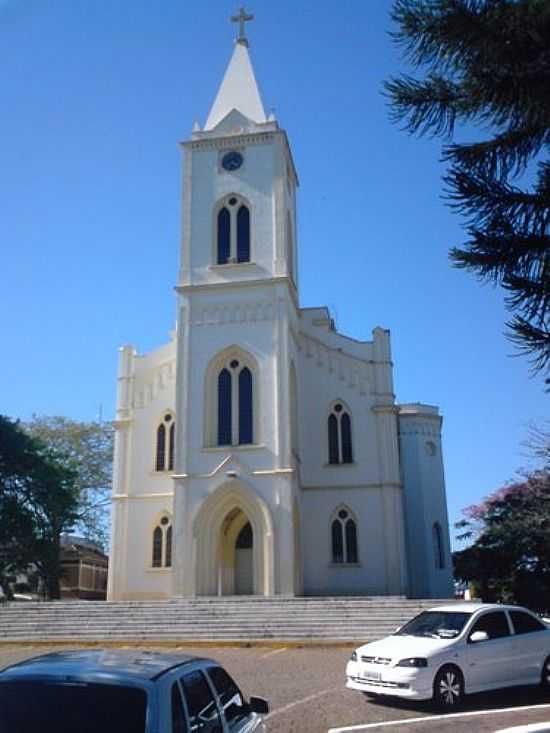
[454,432,550,610]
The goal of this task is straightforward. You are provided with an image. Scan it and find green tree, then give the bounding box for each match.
[0,416,79,599]
[386,0,550,383]
[24,416,114,548]
[454,467,550,610]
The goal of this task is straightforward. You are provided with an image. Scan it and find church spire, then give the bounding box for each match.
[204,8,267,131]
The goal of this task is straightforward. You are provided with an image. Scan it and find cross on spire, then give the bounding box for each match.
[231,6,254,47]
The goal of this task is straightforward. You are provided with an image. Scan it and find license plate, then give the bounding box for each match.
[360,669,381,682]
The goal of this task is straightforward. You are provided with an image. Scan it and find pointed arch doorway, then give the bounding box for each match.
[220,509,253,595]
[192,480,275,597]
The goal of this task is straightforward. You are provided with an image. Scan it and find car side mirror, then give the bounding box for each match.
[469,630,489,643]
[249,696,269,714]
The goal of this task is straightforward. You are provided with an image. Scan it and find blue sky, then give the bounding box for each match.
[1,0,545,545]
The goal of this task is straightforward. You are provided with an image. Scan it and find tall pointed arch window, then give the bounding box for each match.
[151,514,172,568]
[216,195,251,264]
[155,413,175,472]
[211,352,256,447]
[433,522,445,570]
[328,402,353,464]
[331,507,358,564]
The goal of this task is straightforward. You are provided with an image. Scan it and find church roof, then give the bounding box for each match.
[204,41,267,131]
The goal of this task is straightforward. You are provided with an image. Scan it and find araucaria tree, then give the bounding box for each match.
[386,0,550,382]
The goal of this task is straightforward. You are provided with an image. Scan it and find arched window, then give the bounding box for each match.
[215,195,251,264]
[238,367,253,444]
[152,515,172,569]
[212,353,256,447]
[155,424,166,472]
[152,526,162,568]
[433,522,445,569]
[237,205,250,262]
[217,207,231,264]
[218,369,232,446]
[155,413,175,471]
[331,507,358,564]
[327,402,353,464]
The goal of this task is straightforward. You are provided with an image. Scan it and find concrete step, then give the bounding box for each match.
[0,596,460,642]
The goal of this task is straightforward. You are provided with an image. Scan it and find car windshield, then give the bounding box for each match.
[0,680,147,733]
[394,611,472,639]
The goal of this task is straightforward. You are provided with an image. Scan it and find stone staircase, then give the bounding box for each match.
[0,596,461,644]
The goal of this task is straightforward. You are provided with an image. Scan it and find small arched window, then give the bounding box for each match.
[216,195,251,264]
[328,403,353,464]
[215,356,255,447]
[331,507,358,564]
[152,515,172,569]
[433,522,445,569]
[155,413,175,471]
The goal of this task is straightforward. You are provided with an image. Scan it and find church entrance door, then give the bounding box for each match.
[234,522,253,595]
[218,509,255,595]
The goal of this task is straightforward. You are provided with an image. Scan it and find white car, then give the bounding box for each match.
[346,603,550,708]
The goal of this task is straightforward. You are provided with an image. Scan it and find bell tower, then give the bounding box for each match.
[172,9,301,597]
[177,11,298,291]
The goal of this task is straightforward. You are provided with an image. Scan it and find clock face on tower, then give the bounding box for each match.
[221,151,244,171]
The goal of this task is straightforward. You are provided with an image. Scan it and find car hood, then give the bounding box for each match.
[355,634,455,661]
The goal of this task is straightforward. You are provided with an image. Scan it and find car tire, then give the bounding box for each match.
[541,656,550,692]
[433,665,464,710]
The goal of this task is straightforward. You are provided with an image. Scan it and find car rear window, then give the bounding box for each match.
[0,680,147,733]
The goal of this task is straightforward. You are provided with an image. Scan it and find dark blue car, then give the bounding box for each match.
[0,649,268,732]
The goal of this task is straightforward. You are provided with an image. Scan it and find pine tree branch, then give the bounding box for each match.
[508,315,550,377]
[444,126,550,179]
[385,74,465,136]
[445,166,550,232]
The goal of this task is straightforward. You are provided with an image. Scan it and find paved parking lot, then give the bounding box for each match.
[1,645,550,732]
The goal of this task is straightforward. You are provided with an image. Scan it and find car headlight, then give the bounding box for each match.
[350,651,357,662]
[396,658,428,668]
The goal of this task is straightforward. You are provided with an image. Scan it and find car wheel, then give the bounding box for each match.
[541,656,550,691]
[433,665,464,709]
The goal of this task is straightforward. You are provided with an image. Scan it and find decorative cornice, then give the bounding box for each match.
[181,131,277,152]
[133,358,176,410]
[300,482,402,491]
[291,327,373,396]
[176,276,289,293]
[371,405,399,415]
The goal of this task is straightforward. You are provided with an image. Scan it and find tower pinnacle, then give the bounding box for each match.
[231,7,254,47]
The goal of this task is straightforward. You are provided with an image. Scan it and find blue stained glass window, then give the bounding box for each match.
[345,519,358,563]
[236,205,250,262]
[156,424,166,471]
[332,520,344,563]
[341,413,353,463]
[152,526,163,567]
[217,207,230,264]
[238,367,253,444]
[165,525,172,568]
[168,422,175,471]
[328,414,339,464]
[218,368,232,445]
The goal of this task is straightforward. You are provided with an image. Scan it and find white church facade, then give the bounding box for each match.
[107,13,454,602]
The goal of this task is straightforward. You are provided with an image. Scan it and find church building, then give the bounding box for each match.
[107,11,454,601]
